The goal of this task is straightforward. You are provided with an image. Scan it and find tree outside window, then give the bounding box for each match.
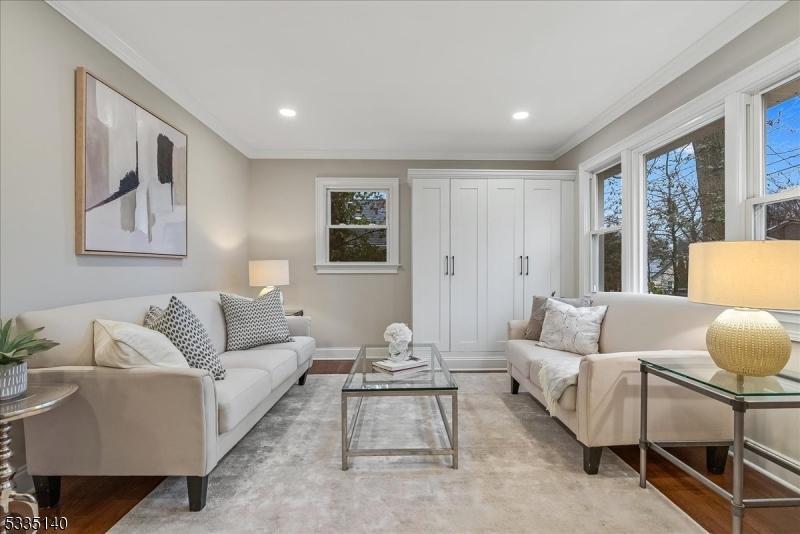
[645,118,725,296]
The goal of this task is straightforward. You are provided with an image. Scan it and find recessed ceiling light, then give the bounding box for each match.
[279,108,297,118]
[512,111,530,120]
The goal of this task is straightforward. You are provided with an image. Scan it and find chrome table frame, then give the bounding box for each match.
[341,389,458,470]
[639,362,800,534]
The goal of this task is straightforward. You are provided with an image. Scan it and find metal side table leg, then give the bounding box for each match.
[732,407,745,534]
[639,366,648,489]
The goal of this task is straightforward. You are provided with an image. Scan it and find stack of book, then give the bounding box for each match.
[372,355,429,378]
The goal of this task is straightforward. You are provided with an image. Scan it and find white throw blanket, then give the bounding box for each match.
[538,357,581,413]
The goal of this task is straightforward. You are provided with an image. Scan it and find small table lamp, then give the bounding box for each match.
[688,241,800,377]
[249,260,290,302]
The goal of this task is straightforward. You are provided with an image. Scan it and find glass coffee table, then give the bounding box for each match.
[639,356,800,534]
[341,343,458,470]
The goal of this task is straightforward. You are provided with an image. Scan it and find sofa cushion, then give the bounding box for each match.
[591,292,723,353]
[507,340,582,412]
[221,348,298,389]
[262,336,315,366]
[215,368,272,433]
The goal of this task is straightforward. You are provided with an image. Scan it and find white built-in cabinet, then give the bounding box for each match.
[410,170,576,354]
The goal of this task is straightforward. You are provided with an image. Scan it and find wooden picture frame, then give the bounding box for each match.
[75,67,188,258]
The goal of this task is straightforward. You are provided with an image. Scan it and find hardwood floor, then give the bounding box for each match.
[35,363,798,533]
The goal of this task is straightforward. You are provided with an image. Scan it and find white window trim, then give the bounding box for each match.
[315,177,400,274]
[577,37,800,338]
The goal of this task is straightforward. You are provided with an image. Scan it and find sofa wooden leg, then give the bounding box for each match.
[583,446,603,475]
[298,371,308,386]
[510,377,520,395]
[187,475,208,511]
[33,476,61,508]
[706,445,729,474]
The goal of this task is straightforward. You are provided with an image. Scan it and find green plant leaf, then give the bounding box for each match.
[0,319,12,348]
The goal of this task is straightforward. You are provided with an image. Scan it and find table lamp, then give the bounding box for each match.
[249,260,290,302]
[688,241,800,377]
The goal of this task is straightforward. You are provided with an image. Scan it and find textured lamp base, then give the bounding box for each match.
[707,308,791,377]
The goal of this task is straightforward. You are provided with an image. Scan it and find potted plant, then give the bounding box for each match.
[0,319,58,400]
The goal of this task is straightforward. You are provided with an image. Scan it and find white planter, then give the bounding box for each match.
[0,362,27,401]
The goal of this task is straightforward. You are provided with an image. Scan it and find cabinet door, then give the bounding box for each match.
[523,180,561,318]
[487,179,524,351]
[412,179,450,350]
[449,179,487,352]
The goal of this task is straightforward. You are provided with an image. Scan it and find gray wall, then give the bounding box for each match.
[554,0,800,170]
[248,159,552,348]
[0,0,251,318]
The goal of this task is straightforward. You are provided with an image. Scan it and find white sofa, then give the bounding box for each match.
[507,292,733,474]
[15,291,314,511]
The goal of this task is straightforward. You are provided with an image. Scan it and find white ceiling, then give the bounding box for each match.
[51,1,783,160]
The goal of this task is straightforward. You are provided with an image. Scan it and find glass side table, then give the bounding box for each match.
[0,384,78,521]
[639,356,800,534]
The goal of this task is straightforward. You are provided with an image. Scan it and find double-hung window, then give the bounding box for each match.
[590,163,622,292]
[644,118,726,296]
[315,177,400,273]
[748,76,800,241]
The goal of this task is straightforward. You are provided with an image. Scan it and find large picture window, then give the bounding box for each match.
[645,118,725,296]
[315,177,399,273]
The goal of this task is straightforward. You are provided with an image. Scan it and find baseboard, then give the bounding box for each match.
[314,348,507,371]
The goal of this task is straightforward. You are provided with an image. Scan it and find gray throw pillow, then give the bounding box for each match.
[146,296,226,380]
[538,298,608,355]
[524,295,592,341]
[143,305,164,330]
[220,290,292,351]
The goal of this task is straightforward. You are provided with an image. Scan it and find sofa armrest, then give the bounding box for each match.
[287,316,311,337]
[508,320,528,341]
[24,366,217,477]
[575,350,732,447]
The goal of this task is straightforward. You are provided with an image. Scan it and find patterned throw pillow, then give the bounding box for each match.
[143,305,164,330]
[538,298,608,356]
[146,296,226,380]
[523,295,592,340]
[220,290,292,351]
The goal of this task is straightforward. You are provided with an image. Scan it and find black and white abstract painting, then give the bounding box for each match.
[76,68,187,257]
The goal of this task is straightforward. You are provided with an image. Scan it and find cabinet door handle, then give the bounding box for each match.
[519,256,523,276]
[525,256,529,276]
[444,255,449,276]
[451,256,455,276]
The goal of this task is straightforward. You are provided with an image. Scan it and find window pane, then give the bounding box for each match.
[329,228,387,262]
[766,198,800,240]
[764,78,800,194]
[645,118,725,296]
[597,164,622,227]
[330,191,387,225]
[597,231,621,292]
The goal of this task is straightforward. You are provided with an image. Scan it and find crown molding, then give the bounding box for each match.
[46,0,255,158]
[551,0,787,161]
[247,148,555,161]
[48,0,783,164]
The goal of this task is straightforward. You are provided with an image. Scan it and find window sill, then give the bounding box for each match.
[314,264,400,274]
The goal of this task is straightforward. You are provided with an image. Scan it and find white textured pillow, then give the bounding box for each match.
[94,319,188,369]
[538,298,608,356]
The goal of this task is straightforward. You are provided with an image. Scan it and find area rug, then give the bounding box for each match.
[111,374,702,533]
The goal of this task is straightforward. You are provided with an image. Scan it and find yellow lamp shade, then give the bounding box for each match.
[688,241,800,310]
[249,260,290,287]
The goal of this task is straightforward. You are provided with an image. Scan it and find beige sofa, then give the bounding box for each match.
[15,291,314,511]
[507,292,733,474]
